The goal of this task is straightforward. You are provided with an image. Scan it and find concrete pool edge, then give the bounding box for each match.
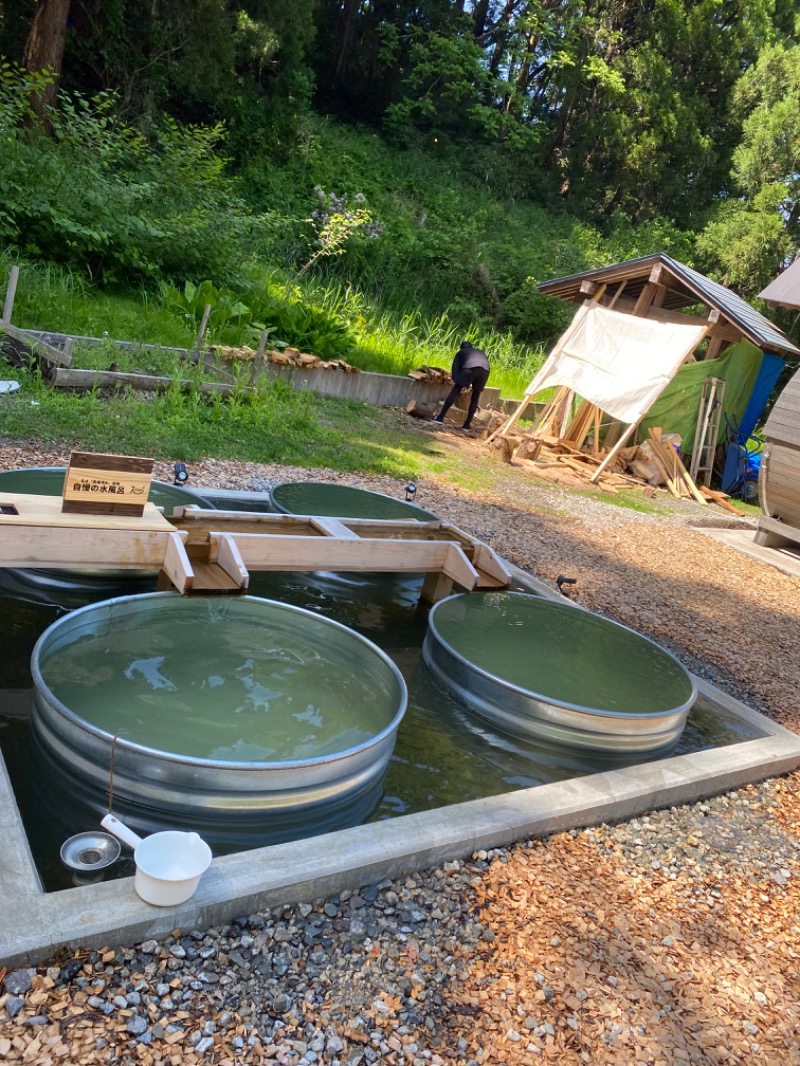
[3,492,800,966]
[4,710,800,966]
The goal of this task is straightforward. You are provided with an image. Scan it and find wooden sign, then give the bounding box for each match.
[62,451,154,517]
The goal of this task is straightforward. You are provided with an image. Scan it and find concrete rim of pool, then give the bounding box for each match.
[2,488,800,967]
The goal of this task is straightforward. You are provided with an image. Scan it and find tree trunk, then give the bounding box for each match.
[23,0,71,122]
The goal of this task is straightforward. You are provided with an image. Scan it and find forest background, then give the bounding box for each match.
[1,0,800,402]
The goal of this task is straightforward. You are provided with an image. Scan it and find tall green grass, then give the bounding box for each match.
[1,250,546,398]
[0,251,195,348]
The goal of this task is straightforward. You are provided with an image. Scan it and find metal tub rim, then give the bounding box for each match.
[31,591,408,774]
[426,591,698,727]
[269,480,438,521]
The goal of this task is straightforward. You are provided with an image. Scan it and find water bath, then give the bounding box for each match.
[424,592,696,753]
[3,488,798,967]
[269,481,438,521]
[0,562,763,893]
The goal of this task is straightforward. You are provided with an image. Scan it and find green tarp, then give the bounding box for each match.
[638,339,764,454]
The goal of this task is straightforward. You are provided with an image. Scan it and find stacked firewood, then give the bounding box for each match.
[484,418,745,512]
[407,365,453,384]
[501,431,643,492]
[207,345,360,372]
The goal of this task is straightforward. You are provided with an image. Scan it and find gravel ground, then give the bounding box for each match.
[2,431,800,1065]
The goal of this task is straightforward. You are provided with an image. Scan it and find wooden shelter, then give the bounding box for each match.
[488,254,800,486]
[755,260,800,550]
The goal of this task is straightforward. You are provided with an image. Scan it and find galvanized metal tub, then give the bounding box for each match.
[269,481,438,521]
[30,592,407,847]
[0,466,216,605]
[422,592,697,754]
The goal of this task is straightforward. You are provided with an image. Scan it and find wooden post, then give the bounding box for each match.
[2,266,19,324]
[190,304,212,364]
[420,571,454,604]
[249,329,270,385]
[589,420,641,483]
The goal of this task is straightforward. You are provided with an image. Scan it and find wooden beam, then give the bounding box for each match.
[611,297,741,341]
[309,517,361,539]
[0,321,73,367]
[700,485,747,516]
[50,367,249,396]
[0,493,172,531]
[230,534,480,588]
[608,282,626,308]
[634,282,659,315]
[172,508,324,537]
[0,526,174,568]
[2,265,19,324]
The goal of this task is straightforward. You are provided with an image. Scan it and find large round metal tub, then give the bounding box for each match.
[270,481,438,521]
[0,466,216,606]
[423,592,696,754]
[30,592,407,847]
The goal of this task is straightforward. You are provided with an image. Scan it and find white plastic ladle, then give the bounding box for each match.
[101,813,212,906]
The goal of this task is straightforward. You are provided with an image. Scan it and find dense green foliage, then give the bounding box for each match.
[0,0,799,365]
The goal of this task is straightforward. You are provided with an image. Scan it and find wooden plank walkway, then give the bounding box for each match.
[0,495,512,603]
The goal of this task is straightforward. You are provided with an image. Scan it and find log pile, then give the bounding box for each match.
[481,398,743,512]
[407,365,453,384]
[504,430,645,494]
[207,345,360,373]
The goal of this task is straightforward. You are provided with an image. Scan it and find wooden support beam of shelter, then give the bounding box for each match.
[610,297,740,343]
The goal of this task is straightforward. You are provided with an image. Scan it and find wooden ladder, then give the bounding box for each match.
[689,377,725,486]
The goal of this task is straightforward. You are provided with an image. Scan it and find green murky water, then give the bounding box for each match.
[38,600,399,761]
[432,593,694,714]
[0,566,766,891]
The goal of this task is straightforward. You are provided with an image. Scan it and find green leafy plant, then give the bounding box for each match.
[160,280,253,343]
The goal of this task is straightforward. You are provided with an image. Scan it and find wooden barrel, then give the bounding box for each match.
[760,368,800,528]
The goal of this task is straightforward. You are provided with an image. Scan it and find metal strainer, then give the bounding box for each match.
[60,831,121,872]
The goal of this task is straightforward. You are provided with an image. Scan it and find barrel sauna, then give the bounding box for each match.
[756,367,800,548]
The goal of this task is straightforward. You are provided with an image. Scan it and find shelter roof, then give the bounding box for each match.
[759,257,800,311]
[537,253,800,357]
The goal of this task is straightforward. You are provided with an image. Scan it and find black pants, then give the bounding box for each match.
[438,367,489,427]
